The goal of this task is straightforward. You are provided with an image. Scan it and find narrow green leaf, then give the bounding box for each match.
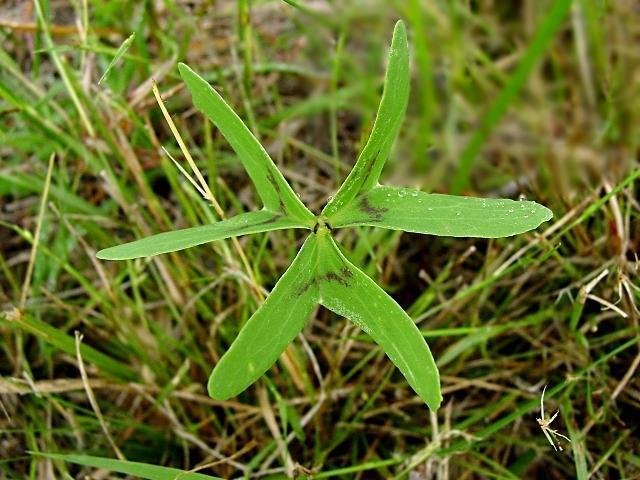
[32,453,221,479]
[0,171,102,216]
[322,20,409,218]
[450,0,573,193]
[328,186,553,237]
[208,234,319,400]
[98,32,136,85]
[561,395,588,479]
[313,458,401,478]
[33,0,95,136]
[0,81,91,160]
[97,210,301,260]
[1,312,137,381]
[178,63,314,225]
[315,230,441,410]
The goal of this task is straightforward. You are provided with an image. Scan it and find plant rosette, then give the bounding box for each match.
[98,21,552,411]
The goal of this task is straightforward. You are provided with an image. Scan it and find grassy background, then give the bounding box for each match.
[1,0,639,478]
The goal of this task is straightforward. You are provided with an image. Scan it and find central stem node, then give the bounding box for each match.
[313,218,333,234]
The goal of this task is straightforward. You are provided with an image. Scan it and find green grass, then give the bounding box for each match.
[1,1,639,478]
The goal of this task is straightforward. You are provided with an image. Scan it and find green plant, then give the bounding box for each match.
[97,21,552,411]
[31,453,222,480]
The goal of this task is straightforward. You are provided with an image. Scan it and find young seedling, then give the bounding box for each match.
[537,385,571,451]
[97,21,552,411]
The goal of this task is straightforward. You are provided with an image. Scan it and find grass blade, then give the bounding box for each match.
[0,171,102,216]
[32,453,221,479]
[315,231,441,410]
[562,396,589,480]
[33,0,95,136]
[98,32,136,85]
[450,0,573,193]
[322,20,409,218]
[208,234,319,399]
[97,210,302,260]
[178,63,314,225]
[1,311,137,381]
[328,186,552,237]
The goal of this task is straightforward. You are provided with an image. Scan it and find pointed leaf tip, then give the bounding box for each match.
[393,19,407,41]
[177,62,314,223]
[321,19,410,218]
[177,61,188,74]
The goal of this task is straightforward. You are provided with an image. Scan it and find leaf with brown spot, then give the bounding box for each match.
[315,232,441,410]
[322,20,409,219]
[330,186,553,237]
